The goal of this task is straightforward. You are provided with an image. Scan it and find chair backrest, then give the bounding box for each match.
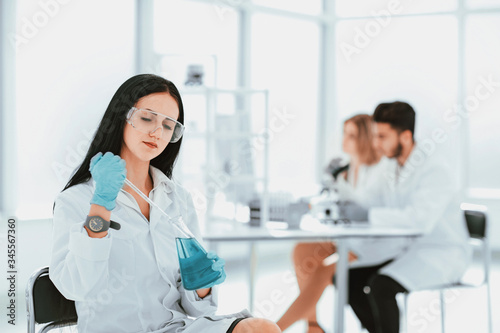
[461,205,490,285]
[463,210,487,239]
[26,267,77,332]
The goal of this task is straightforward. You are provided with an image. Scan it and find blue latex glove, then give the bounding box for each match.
[199,251,226,289]
[89,152,127,211]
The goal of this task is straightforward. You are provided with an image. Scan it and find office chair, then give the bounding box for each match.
[401,204,492,333]
[26,266,78,333]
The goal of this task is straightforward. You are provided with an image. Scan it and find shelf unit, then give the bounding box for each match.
[176,87,270,228]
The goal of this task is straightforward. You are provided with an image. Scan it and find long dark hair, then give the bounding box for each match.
[61,74,184,193]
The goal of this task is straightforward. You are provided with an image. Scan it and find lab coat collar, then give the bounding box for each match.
[149,165,175,193]
[110,165,175,215]
[396,143,426,184]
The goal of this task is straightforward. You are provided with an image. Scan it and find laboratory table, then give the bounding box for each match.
[203,220,422,333]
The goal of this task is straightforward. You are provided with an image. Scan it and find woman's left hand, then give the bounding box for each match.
[207,251,226,285]
[195,252,226,298]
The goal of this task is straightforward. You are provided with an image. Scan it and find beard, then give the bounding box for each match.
[389,141,403,159]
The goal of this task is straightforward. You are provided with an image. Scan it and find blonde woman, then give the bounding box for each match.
[277,114,386,333]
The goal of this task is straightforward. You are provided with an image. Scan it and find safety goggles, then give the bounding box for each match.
[126,107,185,143]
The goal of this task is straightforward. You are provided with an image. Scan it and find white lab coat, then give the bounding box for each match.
[335,158,411,268]
[49,165,250,333]
[337,157,390,195]
[347,145,472,290]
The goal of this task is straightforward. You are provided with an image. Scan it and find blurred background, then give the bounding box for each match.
[1,0,499,332]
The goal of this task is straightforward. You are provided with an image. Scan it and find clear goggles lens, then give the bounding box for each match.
[126,107,184,143]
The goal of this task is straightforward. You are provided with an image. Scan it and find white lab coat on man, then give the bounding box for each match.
[49,165,250,333]
[336,157,414,268]
[344,145,472,290]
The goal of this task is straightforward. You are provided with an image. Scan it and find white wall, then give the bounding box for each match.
[1,0,17,219]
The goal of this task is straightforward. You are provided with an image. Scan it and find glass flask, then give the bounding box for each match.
[176,237,223,290]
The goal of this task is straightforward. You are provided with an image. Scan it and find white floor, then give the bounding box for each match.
[1,219,499,333]
[216,242,500,333]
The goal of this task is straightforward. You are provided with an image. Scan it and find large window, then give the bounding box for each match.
[151,0,321,210]
[329,1,500,199]
[467,0,500,9]
[153,0,239,88]
[465,14,500,191]
[336,0,457,17]
[334,16,459,168]
[252,0,322,15]
[145,0,500,223]
[251,14,319,196]
[15,0,136,219]
[5,0,500,223]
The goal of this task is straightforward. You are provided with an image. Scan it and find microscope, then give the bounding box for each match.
[309,158,368,224]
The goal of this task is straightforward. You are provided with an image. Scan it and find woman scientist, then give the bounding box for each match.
[49,74,281,333]
[277,114,388,333]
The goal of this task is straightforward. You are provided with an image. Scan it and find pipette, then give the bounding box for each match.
[124,178,195,239]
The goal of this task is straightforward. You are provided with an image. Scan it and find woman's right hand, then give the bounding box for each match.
[89,152,127,211]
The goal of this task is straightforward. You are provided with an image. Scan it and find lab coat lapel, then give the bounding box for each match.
[149,185,173,229]
[116,189,140,211]
[397,145,422,185]
[387,145,426,208]
[148,166,176,228]
[385,159,399,189]
[115,165,175,212]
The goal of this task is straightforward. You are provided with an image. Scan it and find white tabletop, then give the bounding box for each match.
[202,219,422,242]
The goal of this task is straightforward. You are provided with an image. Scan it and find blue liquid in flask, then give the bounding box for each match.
[176,237,222,290]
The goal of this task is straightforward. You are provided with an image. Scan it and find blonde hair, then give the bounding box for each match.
[344,114,379,165]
